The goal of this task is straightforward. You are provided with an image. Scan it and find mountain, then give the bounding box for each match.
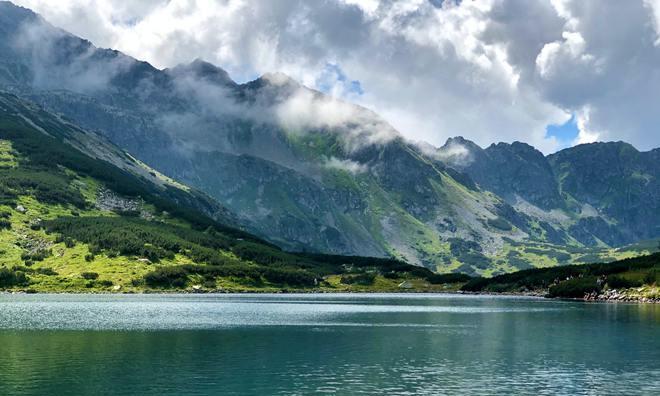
[0,1,658,277]
[0,91,439,292]
[441,138,563,210]
[549,142,660,245]
[443,138,660,248]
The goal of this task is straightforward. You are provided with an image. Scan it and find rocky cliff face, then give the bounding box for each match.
[0,1,658,275]
[441,136,660,248]
[441,138,563,210]
[549,142,660,245]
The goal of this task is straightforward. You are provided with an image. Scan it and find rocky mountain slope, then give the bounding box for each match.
[0,1,658,276]
[0,91,436,292]
[441,137,660,248]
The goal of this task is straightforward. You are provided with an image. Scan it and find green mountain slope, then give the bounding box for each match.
[0,1,658,277]
[0,92,442,292]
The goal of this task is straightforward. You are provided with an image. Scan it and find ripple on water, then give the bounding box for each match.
[0,294,658,395]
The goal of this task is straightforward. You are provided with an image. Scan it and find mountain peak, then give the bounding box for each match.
[487,141,546,162]
[442,136,483,152]
[0,1,34,16]
[259,72,299,87]
[550,141,640,160]
[0,1,40,33]
[167,58,236,87]
[241,71,302,93]
[237,71,304,103]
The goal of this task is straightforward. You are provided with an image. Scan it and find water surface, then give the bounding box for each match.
[0,293,658,395]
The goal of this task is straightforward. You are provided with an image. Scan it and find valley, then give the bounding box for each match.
[0,2,660,289]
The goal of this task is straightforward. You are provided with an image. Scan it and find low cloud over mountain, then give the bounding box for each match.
[11,0,660,153]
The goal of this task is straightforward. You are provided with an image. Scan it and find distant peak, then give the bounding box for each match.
[239,71,303,96]
[168,58,236,86]
[510,141,535,150]
[0,1,40,27]
[442,136,482,151]
[189,58,221,70]
[258,72,300,88]
[554,141,640,156]
[0,1,33,14]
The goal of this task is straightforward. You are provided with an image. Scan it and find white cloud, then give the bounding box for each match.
[643,0,660,45]
[536,31,596,78]
[573,106,600,145]
[274,84,399,151]
[10,0,660,153]
[324,157,368,174]
[340,0,380,17]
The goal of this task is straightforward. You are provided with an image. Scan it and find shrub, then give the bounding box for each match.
[426,273,472,284]
[36,268,58,276]
[202,279,216,289]
[340,273,376,286]
[548,277,601,298]
[461,277,490,292]
[643,270,657,285]
[84,254,95,262]
[21,250,51,263]
[0,219,10,230]
[607,275,642,289]
[81,272,99,280]
[262,268,317,287]
[0,268,28,287]
[144,266,188,288]
[383,271,400,279]
[98,280,113,287]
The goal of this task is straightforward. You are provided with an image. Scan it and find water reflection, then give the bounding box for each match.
[0,294,658,395]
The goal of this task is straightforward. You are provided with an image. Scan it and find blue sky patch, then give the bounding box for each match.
[316,63,364,96]
[546,115,578,145]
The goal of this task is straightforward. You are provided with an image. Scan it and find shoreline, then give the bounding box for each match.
[1,288,658,303]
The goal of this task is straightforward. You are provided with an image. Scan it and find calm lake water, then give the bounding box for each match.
[0,294,658,395]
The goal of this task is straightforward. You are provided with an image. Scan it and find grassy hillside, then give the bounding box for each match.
[461,252,660,301]
[0,94,456,293]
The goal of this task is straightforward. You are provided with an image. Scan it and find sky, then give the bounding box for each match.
[10,0,660,153]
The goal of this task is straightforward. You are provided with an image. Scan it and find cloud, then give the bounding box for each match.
[572,106,600,145]
[434,140,473,165]
[10,0,660,152]
[273,84,399,151]
[324,157,368,174]
[10,15,135,93]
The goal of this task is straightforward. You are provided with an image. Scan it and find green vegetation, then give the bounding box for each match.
[0,268,28,287]
[340,273,376,286]
[547,277,600,298]
[426,273,471,284]
[462,253,660,299]
[0,106,452,291]
[0,95,657,295]
[0,108,450,293]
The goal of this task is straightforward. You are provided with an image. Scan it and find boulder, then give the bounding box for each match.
[398,281,414,289]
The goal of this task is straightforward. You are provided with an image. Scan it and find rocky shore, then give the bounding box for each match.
[584,286,660,303]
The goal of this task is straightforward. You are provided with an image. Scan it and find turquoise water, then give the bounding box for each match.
[0,294,658,395]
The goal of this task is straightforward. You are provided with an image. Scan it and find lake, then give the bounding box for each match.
[0,293,658,395]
